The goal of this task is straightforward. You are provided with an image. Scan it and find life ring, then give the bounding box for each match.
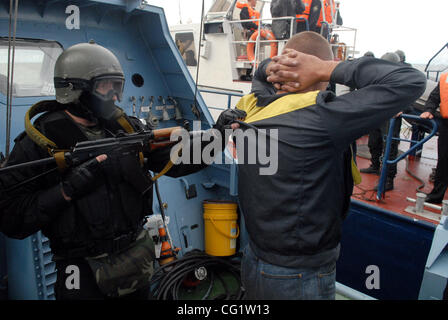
[247,29,278,61]
[336,42,347,61]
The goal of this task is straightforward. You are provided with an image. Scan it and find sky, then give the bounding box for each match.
[147,0,447,64]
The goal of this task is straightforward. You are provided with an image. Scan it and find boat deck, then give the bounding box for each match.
[354,133,443,225]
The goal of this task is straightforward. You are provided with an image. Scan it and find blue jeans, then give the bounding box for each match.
[241,245,336,300]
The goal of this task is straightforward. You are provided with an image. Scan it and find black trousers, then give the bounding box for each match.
[367,118,402,179]
[428,119,448,199]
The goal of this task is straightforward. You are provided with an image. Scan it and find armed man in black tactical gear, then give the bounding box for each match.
[0,41,242,300]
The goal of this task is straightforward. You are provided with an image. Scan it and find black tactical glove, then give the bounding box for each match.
[61,157,104,200]
[213,108,247,134]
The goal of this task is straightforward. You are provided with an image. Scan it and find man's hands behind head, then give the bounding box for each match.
[266,49,340,93]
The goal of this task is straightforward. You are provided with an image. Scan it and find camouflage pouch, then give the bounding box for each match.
[86,230,156,297]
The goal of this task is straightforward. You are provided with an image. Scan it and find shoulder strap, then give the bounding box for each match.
[116,114,136,133]
[25,100,66,155]
[25,101,143,169]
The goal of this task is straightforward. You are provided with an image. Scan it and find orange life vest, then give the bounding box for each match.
[317,0,334,27]
[236,2,260,26]
[440,73,448,118]
[296,0,312,22]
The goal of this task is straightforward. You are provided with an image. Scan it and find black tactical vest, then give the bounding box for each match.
[34,103,153,258]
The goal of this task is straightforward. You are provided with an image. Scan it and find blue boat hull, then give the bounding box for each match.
[337,200,435,300]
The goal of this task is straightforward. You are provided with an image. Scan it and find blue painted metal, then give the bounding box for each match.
[296,17,309,31]
[6,233,56,299]
[419,214,448,299]
[337,200,435,300]
[199,88,244,110]
[424,42,448,82]
[376,114,438,200]
[0,233,7,299]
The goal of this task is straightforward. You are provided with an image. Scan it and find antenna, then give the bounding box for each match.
[178,0,182,24]
[192,0,205,120]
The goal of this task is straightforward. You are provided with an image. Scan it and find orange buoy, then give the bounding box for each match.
[247,29,278,61]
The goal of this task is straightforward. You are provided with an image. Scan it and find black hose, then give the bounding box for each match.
[201,271,214,300]
[150,250,244,300]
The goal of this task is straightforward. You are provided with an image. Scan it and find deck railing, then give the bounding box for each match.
[377,114,438,200]
[199,88,244,111]
[228,16,356,70]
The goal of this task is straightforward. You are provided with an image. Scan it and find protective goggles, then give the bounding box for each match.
[91,76,125,102]
[54,74,125,102]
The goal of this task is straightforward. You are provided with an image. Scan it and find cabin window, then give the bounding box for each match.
[0,39,63,97]
[175,32,197,67]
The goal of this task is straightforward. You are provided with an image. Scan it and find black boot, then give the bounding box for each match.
[360,165,380,175]
[425,182,447,204]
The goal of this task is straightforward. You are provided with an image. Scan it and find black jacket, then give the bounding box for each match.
[0,106,207,257]
[424,82,441,116]
[236,57,427,268]
[240,7,258,31]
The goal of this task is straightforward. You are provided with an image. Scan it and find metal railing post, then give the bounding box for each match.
[296,17,309,31]
[290,17,295,36]
[376,118,396,200]
[376,114,438,200]
[198,88,244,112]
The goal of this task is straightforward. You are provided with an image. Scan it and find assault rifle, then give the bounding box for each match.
[0,126,184,191]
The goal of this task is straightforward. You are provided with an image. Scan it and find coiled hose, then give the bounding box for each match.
[149,250,245,300]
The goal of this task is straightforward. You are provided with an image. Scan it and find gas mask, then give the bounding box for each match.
[56,75,125,122]
[79,76,125,122]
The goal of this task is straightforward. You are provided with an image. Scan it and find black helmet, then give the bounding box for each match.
[54,41,125,121]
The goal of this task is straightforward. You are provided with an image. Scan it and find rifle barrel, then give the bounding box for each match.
[0,157,55,174]
[0,127,183,175]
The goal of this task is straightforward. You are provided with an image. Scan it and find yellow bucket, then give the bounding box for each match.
[203,200,239,256]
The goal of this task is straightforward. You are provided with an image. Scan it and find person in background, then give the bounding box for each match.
[420,74,448,203]
[271,0,305,40]
[295,0,321,34]
[312,0,342,39]
[313,0,334,39]
[360,52,404,191]
[237,0,260,38]
[395,50,412,67]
